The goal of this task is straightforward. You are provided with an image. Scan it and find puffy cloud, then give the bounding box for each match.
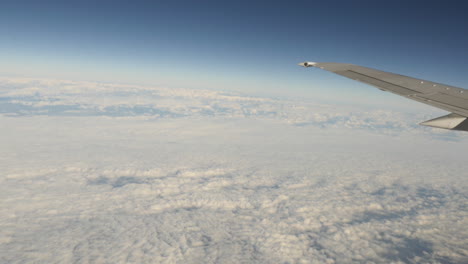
[0,78,467,263]
[1,159,466,263]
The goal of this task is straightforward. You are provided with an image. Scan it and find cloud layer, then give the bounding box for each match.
[0,78,467,263]
[0,77,454,138]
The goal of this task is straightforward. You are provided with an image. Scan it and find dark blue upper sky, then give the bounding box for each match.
[0,0,466,102]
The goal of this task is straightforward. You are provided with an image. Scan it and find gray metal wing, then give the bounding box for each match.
[299,62,468,131]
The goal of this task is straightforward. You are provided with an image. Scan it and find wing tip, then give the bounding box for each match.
[298,62,317,67]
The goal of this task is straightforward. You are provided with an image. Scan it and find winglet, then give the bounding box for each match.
[298,62,317,67]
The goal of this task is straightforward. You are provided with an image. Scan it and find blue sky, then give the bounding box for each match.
[0,0,466,103]
[1,3,468,262]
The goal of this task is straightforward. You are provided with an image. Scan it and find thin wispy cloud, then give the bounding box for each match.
[0,77,454,138]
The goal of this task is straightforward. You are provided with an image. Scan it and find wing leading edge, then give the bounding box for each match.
[299,62,468,132]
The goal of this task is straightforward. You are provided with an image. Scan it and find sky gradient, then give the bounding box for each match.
[1,2,468,262]
[1,0,466,100]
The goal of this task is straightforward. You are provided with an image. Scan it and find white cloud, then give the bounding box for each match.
[0,78,467,263]
[0,76,453,138]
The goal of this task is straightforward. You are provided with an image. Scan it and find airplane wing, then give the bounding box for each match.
[299,62,468,132]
